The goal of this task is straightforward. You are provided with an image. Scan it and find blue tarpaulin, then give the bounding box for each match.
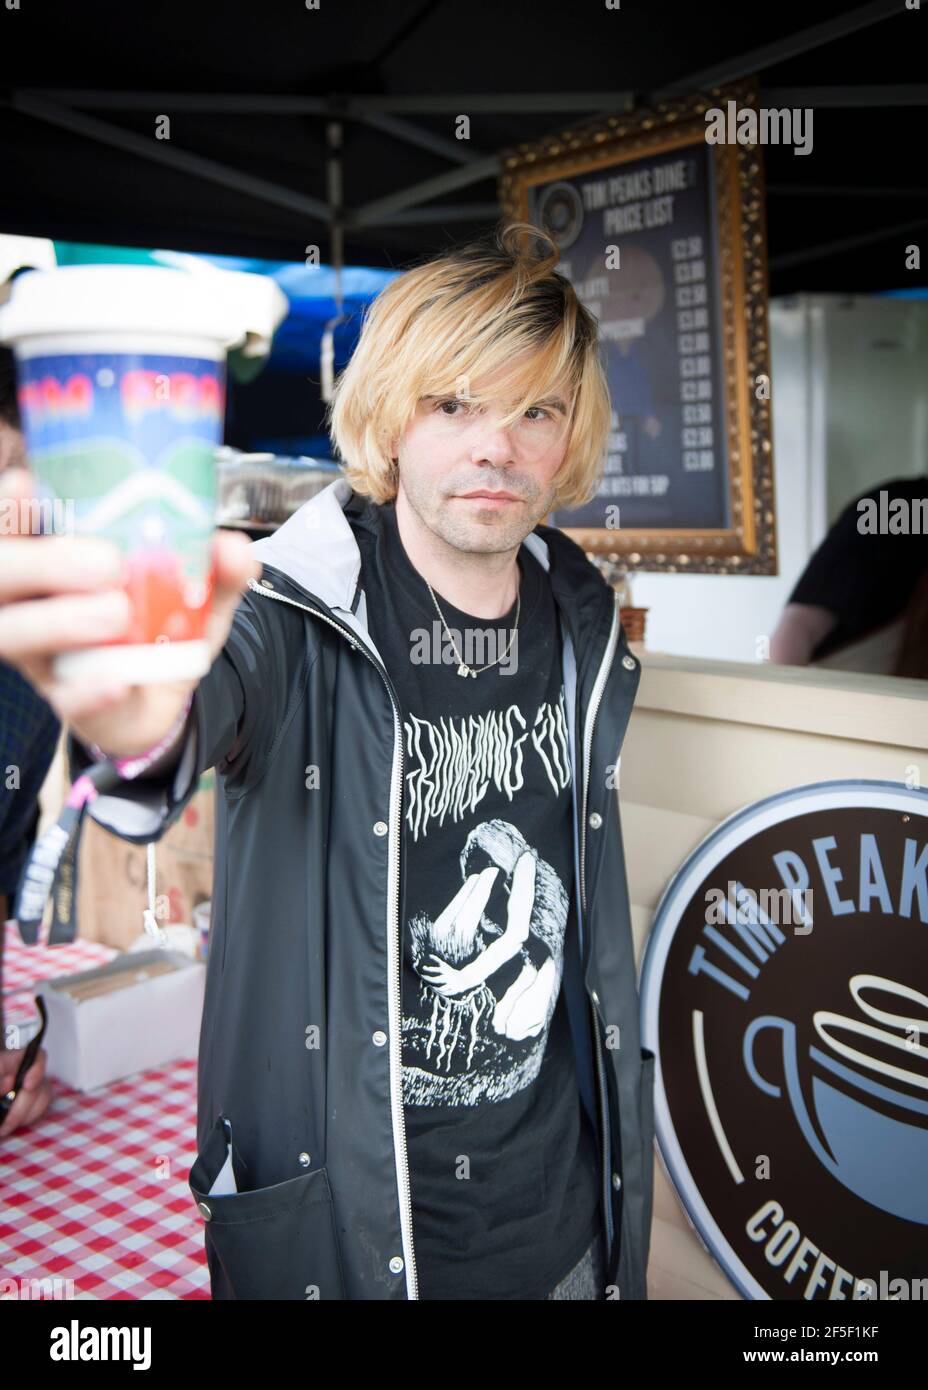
[53,242,398,372]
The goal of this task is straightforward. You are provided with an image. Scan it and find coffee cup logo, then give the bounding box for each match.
[744,974,928,1226]
[641,781,928,1300]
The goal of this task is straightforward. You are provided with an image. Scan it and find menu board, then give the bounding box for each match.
[530,141,730,533]
[498,81,776,574]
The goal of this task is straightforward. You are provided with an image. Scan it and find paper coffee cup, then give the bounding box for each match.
[0,264,281,684]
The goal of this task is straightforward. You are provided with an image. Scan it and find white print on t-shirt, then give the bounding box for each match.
[403,692,571,844]
[403,818,571,1107]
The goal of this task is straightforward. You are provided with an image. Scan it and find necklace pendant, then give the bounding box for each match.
[457,662,471,677]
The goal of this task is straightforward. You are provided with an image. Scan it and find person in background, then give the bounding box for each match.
[770,474,928,679]
[0,347,56,1137]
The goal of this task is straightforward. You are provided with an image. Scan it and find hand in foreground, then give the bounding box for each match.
[0,467,261,754]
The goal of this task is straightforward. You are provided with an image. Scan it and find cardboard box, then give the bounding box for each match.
[65,762,216,951]
[39,949,205,1090]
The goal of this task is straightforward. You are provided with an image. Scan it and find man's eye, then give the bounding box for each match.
[434,399,551,421]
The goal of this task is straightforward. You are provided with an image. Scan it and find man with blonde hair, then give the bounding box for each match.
[0,222,653,1300]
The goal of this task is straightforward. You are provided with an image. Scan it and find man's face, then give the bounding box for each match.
[391,365,572,555]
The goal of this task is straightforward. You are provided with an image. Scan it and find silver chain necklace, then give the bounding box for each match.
[426,577,521,677]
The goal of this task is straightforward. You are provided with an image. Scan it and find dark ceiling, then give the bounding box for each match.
[1,0,926,294]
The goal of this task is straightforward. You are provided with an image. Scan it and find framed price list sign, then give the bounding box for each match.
[499,79,776,575]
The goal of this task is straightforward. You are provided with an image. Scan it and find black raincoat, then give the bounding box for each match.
[67,476,654,1300]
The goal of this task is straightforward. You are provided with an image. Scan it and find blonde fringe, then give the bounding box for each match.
[326,220,612,511]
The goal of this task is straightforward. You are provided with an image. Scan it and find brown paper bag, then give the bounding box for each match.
[67,762,216,951]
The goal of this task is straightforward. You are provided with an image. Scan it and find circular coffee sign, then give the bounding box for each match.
[640,780,928,1300]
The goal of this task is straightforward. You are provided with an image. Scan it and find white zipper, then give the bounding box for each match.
[247,575,419,1300]
[578,598,621,1260]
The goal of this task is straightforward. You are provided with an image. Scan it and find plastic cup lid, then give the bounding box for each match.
[0,263,288,350]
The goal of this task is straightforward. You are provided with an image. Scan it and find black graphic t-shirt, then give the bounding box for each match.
[349,494,601,1300]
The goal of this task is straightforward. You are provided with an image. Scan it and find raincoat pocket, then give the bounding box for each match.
[190,1113,347,1300]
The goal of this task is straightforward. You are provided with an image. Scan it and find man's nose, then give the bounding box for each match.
[469,412,517,464]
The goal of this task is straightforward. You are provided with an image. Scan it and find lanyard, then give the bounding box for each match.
[14,759,124,945]
[13,691,194,945]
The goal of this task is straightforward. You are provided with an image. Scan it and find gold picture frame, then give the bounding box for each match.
[498,78,776,575]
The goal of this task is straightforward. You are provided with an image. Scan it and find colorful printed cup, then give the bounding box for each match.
[0,265,256,683]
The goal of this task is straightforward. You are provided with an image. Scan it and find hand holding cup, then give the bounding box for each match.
[0,466,261,757]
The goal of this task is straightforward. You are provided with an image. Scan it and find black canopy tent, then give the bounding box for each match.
[1,0,925,293]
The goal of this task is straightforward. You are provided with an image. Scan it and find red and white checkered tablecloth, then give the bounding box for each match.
[0,920,209,1299]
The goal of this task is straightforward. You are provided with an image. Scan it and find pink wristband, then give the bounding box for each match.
[87,689,195,781]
